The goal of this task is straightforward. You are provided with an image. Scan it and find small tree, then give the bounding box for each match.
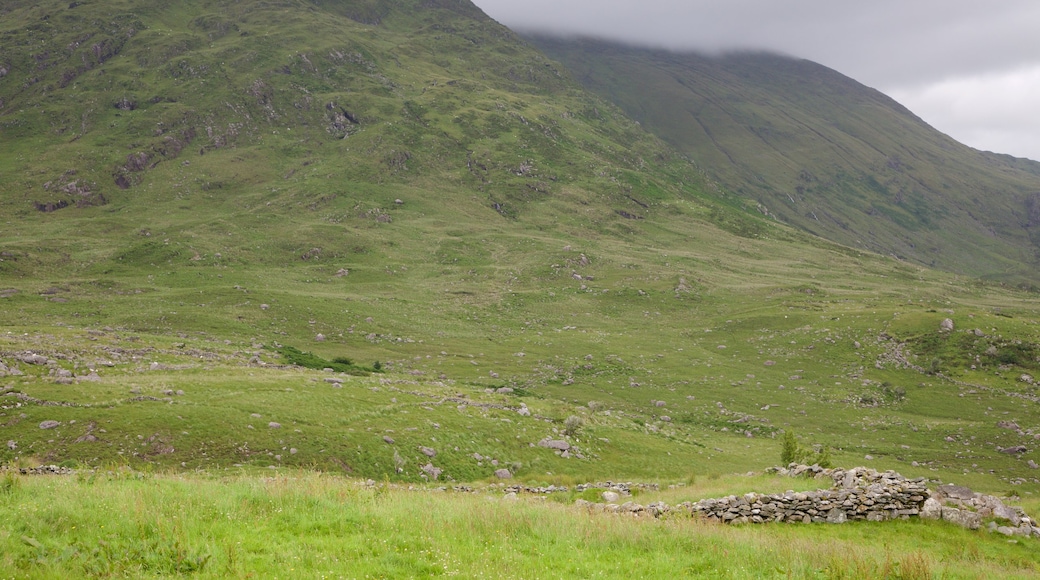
[780,431,802,465]
[780,431,832,468]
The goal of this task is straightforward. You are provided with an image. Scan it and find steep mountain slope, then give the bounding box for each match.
[1,0,711,273]
[527,36,1040,285]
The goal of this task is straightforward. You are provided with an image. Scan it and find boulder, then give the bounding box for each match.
[602,491,620,503]
[992,503,1021,526]
[494,468,512,479]
[539,439,570,451]
[39,420,60,430]
[920,498,943,520]
[940,318,954,332]
[18,353,49,365]
[941,507,981,530]
[936,484,975,500]
[999,445,1028,455]
[421,463,442,480]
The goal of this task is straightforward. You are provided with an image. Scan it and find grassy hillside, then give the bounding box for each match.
[2,3,1040,576]
[0,0,1039,488]
[527,36,1040,286]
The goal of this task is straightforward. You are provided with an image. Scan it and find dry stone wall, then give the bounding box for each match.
[689,466,927,524]
[575,465,1040,538]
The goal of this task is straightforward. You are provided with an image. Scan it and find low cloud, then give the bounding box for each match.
[475,0,1040,160]
[888,65,1040,160]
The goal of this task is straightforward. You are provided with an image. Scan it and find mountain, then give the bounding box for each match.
[526,36,1040,286]
[2,0,1040,507]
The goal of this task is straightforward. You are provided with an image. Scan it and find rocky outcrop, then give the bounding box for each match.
[922,483,1039,536]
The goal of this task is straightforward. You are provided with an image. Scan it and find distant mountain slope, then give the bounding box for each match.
[527,36,1040,285]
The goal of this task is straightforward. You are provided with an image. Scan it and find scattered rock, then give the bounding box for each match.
[539,438,570,451]
[494,468,512,479]
[6,440,16,450]
[496,387,514,394]
[420,446,436,458]
[268,422,282,429]
[602,491,620,503]
[940,318,955,332]
[383,436,395,445]
[421,463,442,480]
[1000,445,1028,455]
[39,420,60,430]
[18,353,49,365]
[315,333,325,342]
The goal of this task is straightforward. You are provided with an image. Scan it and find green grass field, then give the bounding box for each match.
[4,470,1040,578]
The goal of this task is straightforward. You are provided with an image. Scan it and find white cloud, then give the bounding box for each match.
[474,0,1040,160]
[887,65,1040,160]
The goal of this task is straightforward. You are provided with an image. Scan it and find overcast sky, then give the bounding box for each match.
[472,0,1040,162]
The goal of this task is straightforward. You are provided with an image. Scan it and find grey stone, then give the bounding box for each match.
[268,422,281,429]
[941,507,981,530]
[940,318,954,332]
[420,446,437,457]
[920,498,943,520]
[936,484,975,500]
[992,503,1021,525]
[383,436,395,445]
[1000,445,1028,455]
[539,439,570,451]
[602,491,620,503]
[494,468,512,479]
[421,463,442,480]
[826,508,847,523]
[39,420,60,430]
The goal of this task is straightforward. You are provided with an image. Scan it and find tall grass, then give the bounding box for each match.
[2,471,1039,578]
